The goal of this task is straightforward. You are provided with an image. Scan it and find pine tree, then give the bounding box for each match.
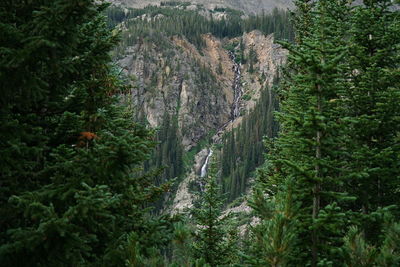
[342,220,400,266]
[247,177,299,267]
[252,0,400,265]
[343,0,400,242]
[0,0,171,265]
[255,0,354,265]
[190,159,238,266]
[220,87,279,203]
[248,45,258,74]
[170,221,193,267]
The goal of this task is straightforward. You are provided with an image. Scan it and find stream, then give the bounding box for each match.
[198,50,243,188]
[199,148,213,191]
[228,51,243,120]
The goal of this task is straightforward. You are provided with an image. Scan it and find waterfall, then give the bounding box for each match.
[200,148,213,178]
[228,51,243,120]
[212,50,243,144]
[198,50,242,189]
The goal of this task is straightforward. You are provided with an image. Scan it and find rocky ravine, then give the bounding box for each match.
[116,20,287,213]
[170,31,287,214]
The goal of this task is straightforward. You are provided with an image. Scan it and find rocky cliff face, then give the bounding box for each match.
[118,30,286,151]
[118,34,233,149]
[112,0,288,214]
[108,0,294,14]
[116,25,287,212]
[169,31,288,213]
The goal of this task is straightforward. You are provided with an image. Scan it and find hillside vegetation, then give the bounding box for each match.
[1,0,399,266]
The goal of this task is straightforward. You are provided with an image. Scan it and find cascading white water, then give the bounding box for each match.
[228,51,243,120]
[200,148,213,178]
[213,50,244,144]
[198,50,241,189]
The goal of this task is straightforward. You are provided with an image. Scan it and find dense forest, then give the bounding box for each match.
[220,85,279,202]
[1,0,400,266]
[106,4,294,50]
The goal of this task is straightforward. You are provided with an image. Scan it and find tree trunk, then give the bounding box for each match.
[312,84,322,267]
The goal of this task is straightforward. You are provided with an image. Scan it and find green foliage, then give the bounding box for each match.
[190,160,239,266]
[143,112,185,211]
[106,5,294,52]
[242,94,251,101]
[244,8,295,42]
[342,227,377,267]
[247,178,299,267]
[221,87,279,203]
[170,221,193,266]
[3,0,400,265]
[0,0,173,265]
[160,1,191,8]
[212,7,244,17]
[146,113,184,186]
[258,0,355,264]
[248,45,258,73]
[342,221,400,267]
[250,0,400,266]
[344,0,400,240]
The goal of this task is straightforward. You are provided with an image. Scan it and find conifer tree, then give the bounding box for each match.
[343,0,400,241]
[170,221,193,267]
[0,0,171,265]
[252,0,400,265]
[247,177,299,267]
[342,221,400,266]
[191,159,238,266]
[254,0,353,265]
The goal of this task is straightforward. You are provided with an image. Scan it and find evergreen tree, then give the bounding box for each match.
[291,0,314,43]
[247,177,299,267]
[252,0,400,265]
[248,45,258,74]
[343,0,400,242]
[254,0,353,265]
[170,221,193,267]
[147,112,184,188]
[221,87,279,203]
[342,220,400,266]
[0,0,171,265]
[191,160,238,266]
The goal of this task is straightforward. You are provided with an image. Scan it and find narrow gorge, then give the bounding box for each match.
[106,4,289,214]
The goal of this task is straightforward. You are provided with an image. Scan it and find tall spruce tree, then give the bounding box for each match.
[0,0,171,265]
[253,0,354,265]
[190,159,238,266]
[247,177,299,267]
[344,0,400,242]
[252,0,400,265]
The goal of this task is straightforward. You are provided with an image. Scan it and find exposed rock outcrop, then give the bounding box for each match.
[118,34,232,150]
[168,31,287,213]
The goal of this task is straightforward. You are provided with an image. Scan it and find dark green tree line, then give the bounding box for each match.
[249,0,400,266]
[145,113,184,195]
[106,5,294,50]
[0,0,173,265]
[221,87,279,203]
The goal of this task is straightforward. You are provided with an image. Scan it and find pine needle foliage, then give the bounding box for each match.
[190,159,238,266]
[0,0,172,265]
[250,0,400,265]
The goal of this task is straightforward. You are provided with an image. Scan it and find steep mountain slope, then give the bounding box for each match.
[108,0,294,14]
[109,5,289,213]
[118,34,232,149]
[117,31,286,150]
